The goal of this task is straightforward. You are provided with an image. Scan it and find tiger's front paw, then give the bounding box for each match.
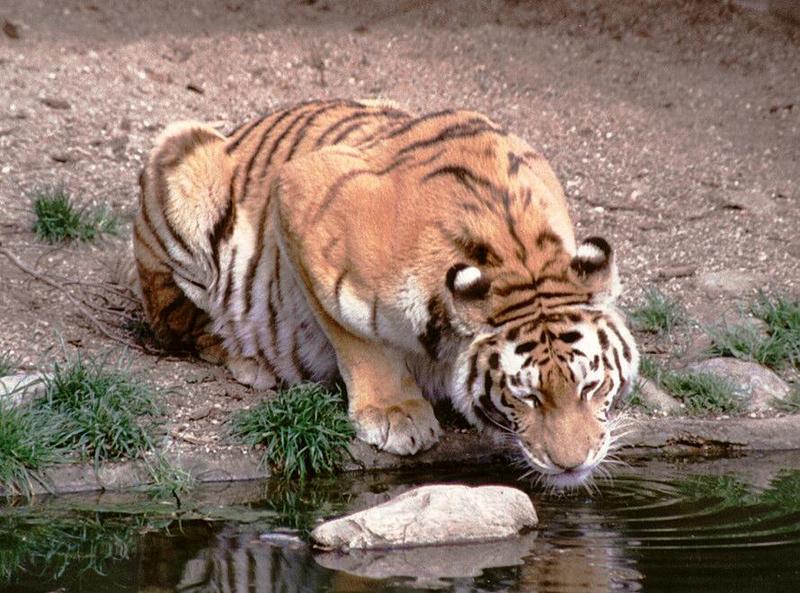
[352,399,443,455]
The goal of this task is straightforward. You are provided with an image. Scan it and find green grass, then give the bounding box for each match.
[707,295,800,369]
[232,382,354,480]
[32,186,117,243]
[38,356,160,467]
[638,355,662,382]
[0,403,64,497]
[752,294,800,367]
[0,512,153,584]
[0,352,16,377]
[142,454,195,500]
[659,370,742,415]
[628,288,684,334]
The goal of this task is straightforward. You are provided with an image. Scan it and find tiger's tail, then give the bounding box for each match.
[133,122,235,350]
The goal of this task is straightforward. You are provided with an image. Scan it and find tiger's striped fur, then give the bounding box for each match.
[134,99,639,486]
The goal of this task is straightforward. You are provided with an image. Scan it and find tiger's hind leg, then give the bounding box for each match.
[135,265,228,363]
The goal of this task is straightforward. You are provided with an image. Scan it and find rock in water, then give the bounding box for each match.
[310,484,537,550]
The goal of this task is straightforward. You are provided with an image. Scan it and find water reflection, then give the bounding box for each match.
[4,454,800,593]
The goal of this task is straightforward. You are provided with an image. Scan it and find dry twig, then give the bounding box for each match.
[0,244,161,354]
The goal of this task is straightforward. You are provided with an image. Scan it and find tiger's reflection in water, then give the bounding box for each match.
[152,521,642,593]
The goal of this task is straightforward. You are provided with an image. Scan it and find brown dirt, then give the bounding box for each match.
[1,1,798,460]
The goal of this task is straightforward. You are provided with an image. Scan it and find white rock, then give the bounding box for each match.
[695,270,764,297]
[638,379,682,413]
[310,485,537,551]
[0,373,47,407]
[687,358,791,411]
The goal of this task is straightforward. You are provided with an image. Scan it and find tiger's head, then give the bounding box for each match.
[448,237,639,488]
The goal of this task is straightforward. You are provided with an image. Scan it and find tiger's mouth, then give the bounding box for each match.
[516,441,600,489]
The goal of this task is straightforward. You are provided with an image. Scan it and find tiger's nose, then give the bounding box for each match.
[547,447,591,472]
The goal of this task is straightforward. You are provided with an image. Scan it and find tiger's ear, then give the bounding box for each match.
[569,237,620,304]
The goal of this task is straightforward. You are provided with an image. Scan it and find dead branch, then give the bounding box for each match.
[0,245,161,354]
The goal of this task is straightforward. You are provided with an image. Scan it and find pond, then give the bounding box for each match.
[2,452,800,593]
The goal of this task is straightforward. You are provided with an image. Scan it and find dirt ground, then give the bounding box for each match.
[1,1,798,456]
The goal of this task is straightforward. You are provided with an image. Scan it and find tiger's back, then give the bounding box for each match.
[134,99,413,387]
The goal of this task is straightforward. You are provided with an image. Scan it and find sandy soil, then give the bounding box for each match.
[0,1,798,456]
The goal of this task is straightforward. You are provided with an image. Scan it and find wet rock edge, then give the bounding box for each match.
[4,416,800,497]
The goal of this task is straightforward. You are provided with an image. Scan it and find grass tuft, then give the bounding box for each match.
[0,352,16,378]
[659,370,742,415]
[142,454,195,500]
[38,355,160,467]
[232,382,354,480]
[707,295,800,369]
[0,403,63,497]
[752,294,800,368]
[628,288,684,334]
[32,186,117,243]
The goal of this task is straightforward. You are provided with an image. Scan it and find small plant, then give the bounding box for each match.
[752,294,800,368]
[707,324,791,369]
[232,382,354,480]
[143,454,195,500]
[0,403,63,497]
[707,295,800,369]
[39,355,160,467]
[659,370,742,415]
[0,351,16,377]
[638,355,662,382]
[32,186,117,243]
[773,385,800,413]
[628,288,684,334]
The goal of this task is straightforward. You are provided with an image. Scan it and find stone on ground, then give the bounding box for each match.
[0,372,47,407]
[310,484,537,551]
[638,379,683,413]
[687,358,791,412]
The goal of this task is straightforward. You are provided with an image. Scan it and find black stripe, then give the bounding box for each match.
[238,107,299,200]
[290,329,313,381]
[508,151,523,176]
[397,119,498,155]
[597,329,609,350]
[223,246,237,309]
[558,331,582,344]
[311,157,410,224]
[330,121,367,145]
[418,296,451,359]
[209,170,238,283]
[612,347,624,389]
[225,114,269,154]
[515,341,537,354]
[467,350,480,390]
[370,296,379,335]
[261,105,328,169]
[606,321,633,362]
[315,108,407,148]
[284,101,354,160]
[244,200,270,314]
[381,109,457,141]
[422,165,494,198]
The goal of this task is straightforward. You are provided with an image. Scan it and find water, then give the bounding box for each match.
[2,452,800,593]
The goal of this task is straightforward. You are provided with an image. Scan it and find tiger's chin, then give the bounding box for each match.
[544,467,595,490]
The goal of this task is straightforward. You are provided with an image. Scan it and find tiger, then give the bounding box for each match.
[133,98,639,487]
